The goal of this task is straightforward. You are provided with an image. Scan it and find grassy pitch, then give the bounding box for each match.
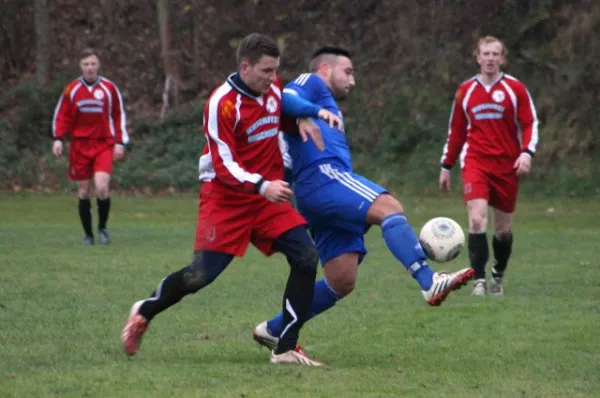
[1,193,598,397]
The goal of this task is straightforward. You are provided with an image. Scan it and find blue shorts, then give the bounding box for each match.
[295,164,387,265]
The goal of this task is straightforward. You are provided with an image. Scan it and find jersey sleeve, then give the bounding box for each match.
[204,95,264,193]
[109,82,130,145]
[515,83,539,156]
[440,87,469,169]
[281,74,322,119]
[283,73,316,102]
[281,73,322,134]
[52,86,73,140]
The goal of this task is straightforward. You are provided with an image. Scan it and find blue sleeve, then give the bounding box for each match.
[281,91,321,118]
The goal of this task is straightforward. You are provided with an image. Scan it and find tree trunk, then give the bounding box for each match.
[156,0,180,118]
[34,0,50,86]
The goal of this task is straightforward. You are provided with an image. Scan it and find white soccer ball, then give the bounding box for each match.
[419,217,465,263]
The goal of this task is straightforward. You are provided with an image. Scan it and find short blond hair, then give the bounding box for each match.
[473,36,508,57]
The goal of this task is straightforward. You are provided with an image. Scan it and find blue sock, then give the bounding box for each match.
[267,278,341,337]
[381,213,435,291]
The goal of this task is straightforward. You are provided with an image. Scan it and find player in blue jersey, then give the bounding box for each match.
[253,46,475,353]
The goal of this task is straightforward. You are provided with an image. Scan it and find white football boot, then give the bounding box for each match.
[270,345,324,366]
[252,321,279,351]
[471,279,487,296]
[121,300,148,356]
[422,268,475,306]
[489,276,504,296]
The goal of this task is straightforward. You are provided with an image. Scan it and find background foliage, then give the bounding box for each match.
[0,0,598,196]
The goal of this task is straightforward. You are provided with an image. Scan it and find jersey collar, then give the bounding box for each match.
[227,73,261,99]
[79,76,101,87]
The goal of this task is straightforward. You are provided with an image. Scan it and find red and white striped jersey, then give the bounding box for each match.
[198,73,284,194]
[441,73,539,169]
[52,77,129,145]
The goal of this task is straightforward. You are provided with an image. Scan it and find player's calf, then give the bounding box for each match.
[491,232,513,278]
[468,233,489,280]
[378,210,436,293]
[272,227,318,354]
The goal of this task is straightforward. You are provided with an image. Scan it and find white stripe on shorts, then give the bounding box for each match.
[318,164,378,202]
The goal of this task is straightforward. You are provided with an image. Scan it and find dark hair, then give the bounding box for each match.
[236,33,280,65]
[311,46,351,59]
[79,47,99,61]
[309,46,351,72]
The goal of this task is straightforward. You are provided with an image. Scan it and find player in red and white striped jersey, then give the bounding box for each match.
[439,36,539,296]
[122,33,343,366]
[52,48,129,245]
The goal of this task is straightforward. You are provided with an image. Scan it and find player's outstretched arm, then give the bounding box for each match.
[282,91,343,131]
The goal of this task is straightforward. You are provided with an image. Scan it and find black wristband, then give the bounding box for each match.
[255,178,265,194]
[522,149,534,157]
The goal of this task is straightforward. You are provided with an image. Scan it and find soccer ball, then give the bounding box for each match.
[419,217,465,263]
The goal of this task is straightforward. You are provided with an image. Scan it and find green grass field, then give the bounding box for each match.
[1,193,598,398]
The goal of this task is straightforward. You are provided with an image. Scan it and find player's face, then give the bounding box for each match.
[241,55,280,95]
[477,41,504,76]
[79,55,100,82]
[328,56,355,100]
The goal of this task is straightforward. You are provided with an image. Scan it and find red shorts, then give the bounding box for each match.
[68,139,113,181]
[461,161,519,213]
[194,182,308,257]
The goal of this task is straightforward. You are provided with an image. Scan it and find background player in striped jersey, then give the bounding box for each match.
[253,47,474,354]
[439,36,539,296]
[121,33,343,366]
[52,48,129,245]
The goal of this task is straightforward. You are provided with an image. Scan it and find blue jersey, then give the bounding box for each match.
[283,73,353,191]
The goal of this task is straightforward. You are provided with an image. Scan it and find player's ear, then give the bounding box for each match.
[240,60,251,74]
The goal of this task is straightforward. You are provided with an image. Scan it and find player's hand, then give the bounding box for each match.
[297,118,325,151]
[52,140,63,157]
[514,153,532,176]
[439,169,451,192]
[317,109,344,131]
[113,145,125,161]
[262,180,293,204]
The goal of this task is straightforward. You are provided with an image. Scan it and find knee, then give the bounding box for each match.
[469,212,487,233]
[495,230,512,241]
[77,186,90,200]
[95,185,110,199]
[368,194,405,225]
[181,264,206,293]
[328,274,356,297]
[181,256,218,293]
[289,245,319,276]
